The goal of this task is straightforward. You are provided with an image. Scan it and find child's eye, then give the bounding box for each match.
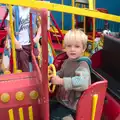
[67,45,71,47]
[75,45,80,48]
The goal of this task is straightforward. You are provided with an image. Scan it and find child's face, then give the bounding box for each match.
[65,40,85,59]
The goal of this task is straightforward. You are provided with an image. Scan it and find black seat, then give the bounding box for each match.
[93,35,120,102]
[95,68,120,101]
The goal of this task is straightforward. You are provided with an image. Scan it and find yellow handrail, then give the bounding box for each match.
[1,1,120,23]
[9,5,17,73]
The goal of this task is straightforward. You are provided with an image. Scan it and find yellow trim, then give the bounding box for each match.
[19,108,24,120]
[0,0,120,23]
[28,106,34,120]
[91,94,98,120]
[8,109,14,120]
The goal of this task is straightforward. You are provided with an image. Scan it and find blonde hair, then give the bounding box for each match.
[63,29,88,49]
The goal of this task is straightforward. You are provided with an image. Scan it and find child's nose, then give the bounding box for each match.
[71,46,75,51]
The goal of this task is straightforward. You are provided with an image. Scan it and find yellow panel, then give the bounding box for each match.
[0,0,120,23]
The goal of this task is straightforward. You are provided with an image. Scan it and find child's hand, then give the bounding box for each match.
[15,40,22,49]
[33,36,40,43]
[51,75,64,85]
[48,69,53,76]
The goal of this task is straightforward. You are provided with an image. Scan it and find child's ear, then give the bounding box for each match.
[82,49,86,53]
[62,45,66,52]
[82,46,86,53]
[62,48,66,52]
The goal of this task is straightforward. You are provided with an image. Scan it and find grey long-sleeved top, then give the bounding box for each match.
[56,57,91,110]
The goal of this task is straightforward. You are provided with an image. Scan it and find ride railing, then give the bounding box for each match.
[30,9,49,120]
[0,1,119,120]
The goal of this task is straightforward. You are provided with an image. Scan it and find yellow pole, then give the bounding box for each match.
[91,94,98,120]
[83,4,86,33]
[92,0,96,50]
[28,106,33,120]
[72,0,75,29]
[9,5,17,73]
[19,107,24,120]
[88,0,96,50]
[8,109,14,120]
[88,0,94,10]
[92,18,96,49]
[48,39,56,57]
[62,0,64,31]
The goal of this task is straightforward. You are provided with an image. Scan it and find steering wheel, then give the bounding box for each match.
[48,64,56,93]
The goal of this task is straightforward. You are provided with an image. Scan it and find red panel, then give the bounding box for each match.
[53,52,68,71]
[103,93,120,120]
[0,71,40,120]
[91,50,102,69]
[52,43,62,51]
[0,48,4,53]
[0,30,7,43]
[76,80,107,120]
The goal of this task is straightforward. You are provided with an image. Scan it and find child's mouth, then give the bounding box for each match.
[70,53,76,56]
